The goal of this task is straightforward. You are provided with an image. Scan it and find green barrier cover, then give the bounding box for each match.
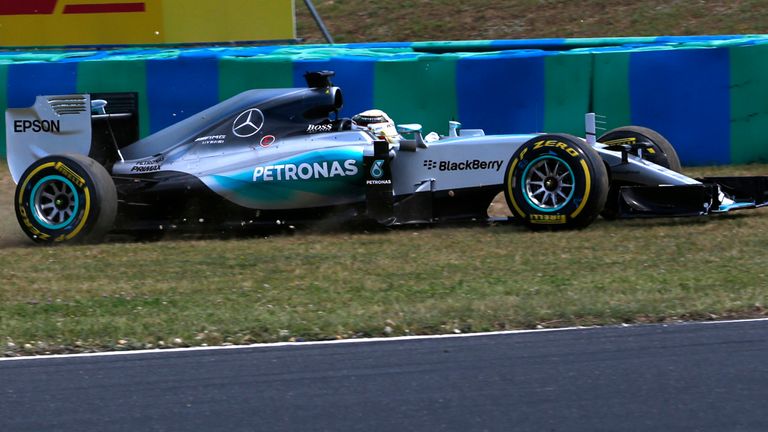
[592,51,632,130]
[77,60,150,138]
[219,57,294,100]
[374,55,458,136]
[544,53,592,135]
[730,43,768,164]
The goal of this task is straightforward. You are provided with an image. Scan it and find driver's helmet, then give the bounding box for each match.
[352,109,392,127]
[352,109,399,141]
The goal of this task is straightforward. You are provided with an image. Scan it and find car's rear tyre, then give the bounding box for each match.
[598,126,681,219]
[504,134,609,229]
[14,154,117,244]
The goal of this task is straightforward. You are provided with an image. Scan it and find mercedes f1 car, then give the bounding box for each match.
[6,71,768,244]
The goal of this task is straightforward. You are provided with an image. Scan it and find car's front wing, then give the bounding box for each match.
[617,176,768,217]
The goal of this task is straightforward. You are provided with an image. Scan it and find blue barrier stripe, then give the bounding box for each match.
[456,53,546,134]
[629,48,731,166]
[5,62,78,157]
[7,62,78,108]
[291,58,375,118]
[146,56,219,133]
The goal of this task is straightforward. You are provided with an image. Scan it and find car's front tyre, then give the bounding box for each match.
[598,126,682,219]
[599,126,681,171]
[504,134,609,229]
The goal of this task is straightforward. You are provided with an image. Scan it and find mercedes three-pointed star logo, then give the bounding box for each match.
[232,108,265,138]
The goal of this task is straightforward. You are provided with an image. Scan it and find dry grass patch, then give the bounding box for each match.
[296,0,768,43]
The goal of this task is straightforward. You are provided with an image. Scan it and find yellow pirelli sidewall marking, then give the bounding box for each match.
[530,214,567,224]
[569,159,592,219]
[506,158,526,218]
[62,186,91,241]
[603,137,636,146]
[54,162,86,188]
[17,207,51,240]
[17,162,57,207]
[532,139,579,157]
[17,162,58,240]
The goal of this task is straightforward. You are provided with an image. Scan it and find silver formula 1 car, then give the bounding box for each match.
[6,71,768,244]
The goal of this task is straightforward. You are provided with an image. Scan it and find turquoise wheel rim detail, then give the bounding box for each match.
[30,175,80,229]
[521,155,575,212]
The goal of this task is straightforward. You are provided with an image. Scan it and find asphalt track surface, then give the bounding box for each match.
[1,320,767,432]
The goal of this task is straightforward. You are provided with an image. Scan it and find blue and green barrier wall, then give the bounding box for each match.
[3,35,768,166]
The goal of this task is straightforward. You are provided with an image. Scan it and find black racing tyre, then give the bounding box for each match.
[14,154,117,244]
[598,126,681,219]
[504,134,609,229]
[598,126,681,171]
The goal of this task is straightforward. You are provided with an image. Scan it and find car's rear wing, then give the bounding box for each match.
[6,94,93,183]
[6,93,139,183]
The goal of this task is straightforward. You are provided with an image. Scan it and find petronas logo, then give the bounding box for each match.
[371,160,385,179]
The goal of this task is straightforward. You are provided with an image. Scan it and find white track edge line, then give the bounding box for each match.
[2,317,767,362]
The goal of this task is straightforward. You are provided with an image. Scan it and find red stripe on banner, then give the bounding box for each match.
[0,0,57,15]
[63,2,145,14]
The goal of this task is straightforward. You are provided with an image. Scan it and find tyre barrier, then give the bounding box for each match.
[2,35,768,165]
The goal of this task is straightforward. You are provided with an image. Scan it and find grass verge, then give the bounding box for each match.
[1,162,767,356]
[295,0,768,44]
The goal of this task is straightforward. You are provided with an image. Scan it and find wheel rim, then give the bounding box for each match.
[522,155,575,212]
[30,175,80,229]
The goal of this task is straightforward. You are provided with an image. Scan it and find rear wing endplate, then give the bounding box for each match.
[6,94,92,183]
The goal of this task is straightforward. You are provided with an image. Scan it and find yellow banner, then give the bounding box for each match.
[0,0,295,46]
